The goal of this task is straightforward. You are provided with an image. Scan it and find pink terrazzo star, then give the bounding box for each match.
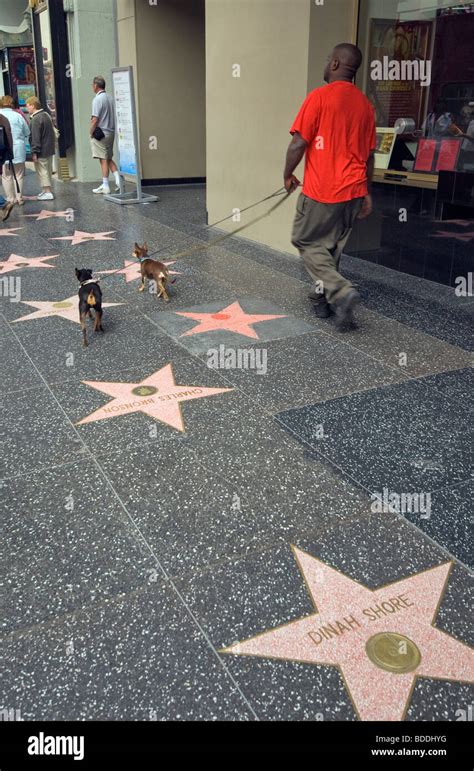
[50,230,116,245]
[97,259,179,283]
[0,227,23,237]
[76,363,233,432]
[176,301,287,339]
[0,253,59,275]
[434,230,474,242]
[23,209,75,221]
[221,547,474,721]
[12,294,123,325]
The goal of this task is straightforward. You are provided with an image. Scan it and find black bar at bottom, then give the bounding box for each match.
[0,720,471,766]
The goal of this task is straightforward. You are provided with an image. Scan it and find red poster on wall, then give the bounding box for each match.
[414,139,436,172]
[435,139,461,172]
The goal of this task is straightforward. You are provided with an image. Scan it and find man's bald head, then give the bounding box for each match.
[324,43,363,83]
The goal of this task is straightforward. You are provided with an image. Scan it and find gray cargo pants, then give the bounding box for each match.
[291,193,363,305]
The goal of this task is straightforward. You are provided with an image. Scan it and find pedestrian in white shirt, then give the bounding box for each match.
[0,94,30,206]
[90,76,121,194]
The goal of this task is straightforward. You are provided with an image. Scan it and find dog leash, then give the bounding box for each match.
[95,186,291,283]
[143,186,288,259]
[147,187,291,262]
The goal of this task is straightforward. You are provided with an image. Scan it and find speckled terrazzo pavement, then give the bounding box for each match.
[1,174,472,721]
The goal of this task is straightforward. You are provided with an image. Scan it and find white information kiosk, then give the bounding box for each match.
[105,66,158,205]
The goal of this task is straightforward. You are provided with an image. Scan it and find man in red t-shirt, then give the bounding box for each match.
[284,43,376,330]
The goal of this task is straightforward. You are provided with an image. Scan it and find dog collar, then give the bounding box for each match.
[80,278,99,286]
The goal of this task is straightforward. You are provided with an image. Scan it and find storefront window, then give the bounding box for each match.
[357,1,474,175]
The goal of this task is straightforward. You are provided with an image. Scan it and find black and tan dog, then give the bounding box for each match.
[132,242,174,302]
[76,268,103,347]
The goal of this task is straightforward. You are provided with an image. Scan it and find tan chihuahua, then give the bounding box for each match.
[132,242,174,302]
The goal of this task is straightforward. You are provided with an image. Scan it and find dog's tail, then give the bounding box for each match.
[87,290,96,306]
[161,266,176,284]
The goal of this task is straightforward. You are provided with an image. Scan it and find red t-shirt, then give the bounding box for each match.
[290,81,376,204]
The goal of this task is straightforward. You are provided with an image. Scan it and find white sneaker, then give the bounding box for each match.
[114,177,123,192]
[37,192,54,200]
[93,185,110,195]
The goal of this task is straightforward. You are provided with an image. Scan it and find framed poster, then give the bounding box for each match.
[435,139,462,172]
[367,19,432,129]
[17,84,36,106]
[414,139,437,172]
[413,138,463,173]
[7,46,36,107]
[112,67,138,177]
[374,127,397,169]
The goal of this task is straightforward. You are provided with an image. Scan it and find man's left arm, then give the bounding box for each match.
[358,108,376,220]
[366,150,375,189]
[358,150,374,219]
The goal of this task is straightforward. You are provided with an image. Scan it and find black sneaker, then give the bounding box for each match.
[334,289,360,330]
[308,289,331,318]
[311,299,331,318]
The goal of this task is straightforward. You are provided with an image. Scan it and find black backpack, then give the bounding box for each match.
[0,114,20,192]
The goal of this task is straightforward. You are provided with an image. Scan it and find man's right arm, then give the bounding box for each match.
[30,116,40,157]
[284,91,318,193]
[283,131,308,193]
[90,95,100,137]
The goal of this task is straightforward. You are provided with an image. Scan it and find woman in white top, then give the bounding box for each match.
[0,94,30,205]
